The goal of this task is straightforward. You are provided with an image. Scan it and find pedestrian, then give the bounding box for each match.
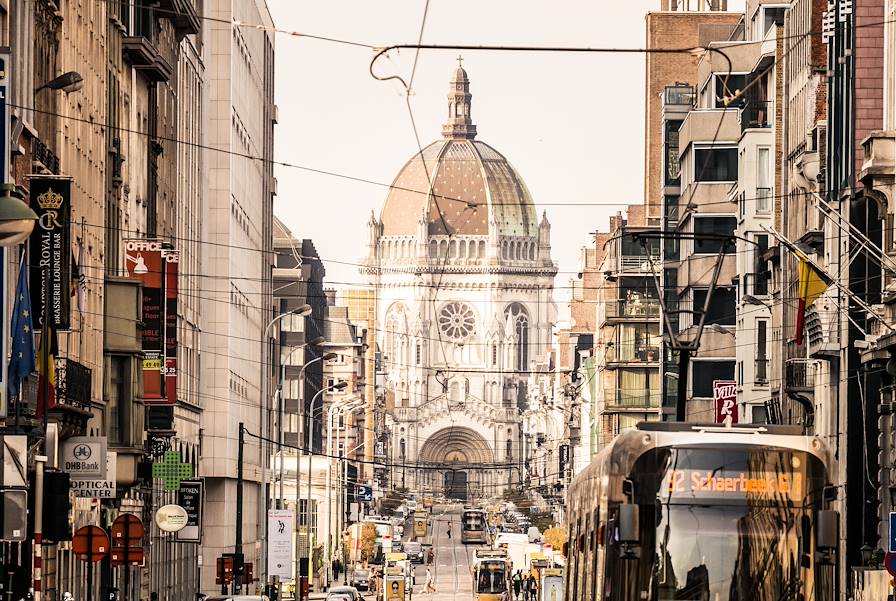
[521,574,529,601]
[512,571,522,600]
[427,548,434,565]
[446,523,452,539]
[529,574,538,601]
[425,567,436,595]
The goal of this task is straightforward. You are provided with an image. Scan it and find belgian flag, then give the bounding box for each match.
[795,258,833,345]
[36,322,57,417]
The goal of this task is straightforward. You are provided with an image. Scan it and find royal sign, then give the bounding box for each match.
[28,176,72,330]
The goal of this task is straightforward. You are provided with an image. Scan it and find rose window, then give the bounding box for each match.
[438,302,476,340]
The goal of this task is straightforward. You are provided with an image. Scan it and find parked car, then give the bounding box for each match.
[350,568,370,591]
[326,586,362,601]
[324,595,352,601]
[404,541,424,563]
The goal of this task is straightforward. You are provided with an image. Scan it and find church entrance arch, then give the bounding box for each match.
[419,427,494,501]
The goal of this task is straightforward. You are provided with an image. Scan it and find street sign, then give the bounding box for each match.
[356,485,372,502]
[110,547,145,567]
[72,525,110,562]
[267,509,294,580]
[155,504,188,533]
[887,551,896,577]
[62,437,108,479]
[111,514,145,544]
[71,452,116,498]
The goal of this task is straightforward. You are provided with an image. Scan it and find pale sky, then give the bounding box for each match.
[268,1,743,302]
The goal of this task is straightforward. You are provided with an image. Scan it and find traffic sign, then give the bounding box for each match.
[111,513,145,545]
[72,526,110,562]
[356,485,372,502]
[886,551,896,577]
[890,512,896,552]
[110,547,145,567]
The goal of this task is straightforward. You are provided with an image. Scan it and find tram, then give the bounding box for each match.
[565,422,839,601]
[461,508,488,544]
[472,549,511,601]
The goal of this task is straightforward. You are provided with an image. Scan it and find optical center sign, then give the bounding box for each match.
[29,176,72,330]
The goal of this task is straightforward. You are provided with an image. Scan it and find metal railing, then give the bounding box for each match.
[606,298,662,319]
[620,255,661,272]
[56,358,93,409]
[785,358,815,392]
[607,344,661,363]
[740,100,773,131]
[609,390,661,409]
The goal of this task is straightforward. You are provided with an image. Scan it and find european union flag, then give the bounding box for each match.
[8,260,34,400]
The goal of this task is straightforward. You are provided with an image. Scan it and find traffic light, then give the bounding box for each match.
[43,471,71,542]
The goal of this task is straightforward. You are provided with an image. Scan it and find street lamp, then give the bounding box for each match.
[299,379,347,600]
[324,396,365,571]
[34,71,84,94]
[0,185,37,246]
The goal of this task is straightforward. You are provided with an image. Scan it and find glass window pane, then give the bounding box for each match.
[694,148,738,181]
[692,361,736,398]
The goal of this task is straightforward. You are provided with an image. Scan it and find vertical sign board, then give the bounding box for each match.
[28,176,72,331]
[267,509,294,580]
[0,54,7,417]
[124,240,166,401]
[175,480,203,543]
[889,511,896,553]
[713,380,738,424]
[163,249,179,405]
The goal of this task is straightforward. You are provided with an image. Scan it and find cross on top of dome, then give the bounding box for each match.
[443,59,476,140]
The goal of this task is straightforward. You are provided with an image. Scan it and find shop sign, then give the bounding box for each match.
[28,176,72,330]
[175,480,203,543]
[70,452,116,498]
[61,436,108,479]
[713,380,738,424]
[124,239,165,402]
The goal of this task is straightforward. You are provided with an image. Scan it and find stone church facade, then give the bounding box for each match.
[362,64,557,500]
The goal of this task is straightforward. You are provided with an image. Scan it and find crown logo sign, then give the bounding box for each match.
[36,189,64,210]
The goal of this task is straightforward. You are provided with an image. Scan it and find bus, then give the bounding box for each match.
[472,549,511,601]
[565,422,838,601]
[461,508,488,544]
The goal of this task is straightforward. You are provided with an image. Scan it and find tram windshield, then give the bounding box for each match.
[463,511,485,531]
[621,446,832,601]
[475,561,507,594]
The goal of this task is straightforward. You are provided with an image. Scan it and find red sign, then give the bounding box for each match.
[163,250,179,404]
[111,513,145,545]
[713,380,738,424]
[124,240,166,403]
[72,525,109,562]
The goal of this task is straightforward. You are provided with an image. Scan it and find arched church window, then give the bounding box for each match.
[400,438,406,459]
[529,243,535,261]
[415,343,422,365]
[449,381,460,403]
[439,301,476,341]
[429,240,438,258]
[449,240,457,258]
[459,240,467,259]
[478,240,486,258]
[439,240,448,257]
[506,439,513,460]
[491,344,498,366]
[464,378,470,395]
[505,303,529,372]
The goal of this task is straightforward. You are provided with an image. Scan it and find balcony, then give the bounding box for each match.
[619,254,661,273]
[122,5,173,82]
[740,101,773,131]
[606,344,661,364]
[605,298,661,320]
[784,358,816,393]
[608,390,661,410]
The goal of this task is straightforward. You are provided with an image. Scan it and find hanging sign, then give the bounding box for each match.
[61,436,108,479]
[267,509,294,580]
[124,239,165,402]
[28,175,72,330]
[70,452,116,498]
[163,249,179,404]
[155,504,188,532]
[175,480,203,543]
[713,380,738,424]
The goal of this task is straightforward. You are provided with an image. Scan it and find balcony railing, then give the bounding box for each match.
[740,101,773,131]
[607,344,661,364]
[755,358,769,384]
[664,85,695,107]
[620,255,661,273]
[606,298,662,319]
[609,390,661,409]
[785,358,815,392]
[56,358,93,410]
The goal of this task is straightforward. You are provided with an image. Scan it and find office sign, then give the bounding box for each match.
[175,480,203,543]
[61,436,108,479]
[713,380,738,424]
[70,452,116,498]
[124,239,165,402]
[163,249,178,404]
[28,176,72,330]
[267,509,294,580]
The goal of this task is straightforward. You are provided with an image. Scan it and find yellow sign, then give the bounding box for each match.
[665,469,804,500]
[386,552,407,561]
[384,577,405,601]
[143,358,162,370]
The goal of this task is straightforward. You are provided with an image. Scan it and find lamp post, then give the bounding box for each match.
[260,304,311,589]
[34,71,84,94]
[324,397,364,572]
[277,344,336,511]
[299,379,347,600]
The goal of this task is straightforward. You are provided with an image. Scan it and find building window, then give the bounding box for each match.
[415,343,421,365]
[713,74,747,108]
[105,355,131,445]
[616,368,660,407]
[439,301,476,341]
[692,360,736,398]
[506,439,513,461]
[756,320,768,383]
[692,287,736,326]
[694,147,738,182]
[505,303,529,371]
[399,438,406,459]
[694,216,736,254]
[491,344,498,366]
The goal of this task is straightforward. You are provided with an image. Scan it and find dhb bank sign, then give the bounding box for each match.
[61,436,108,479]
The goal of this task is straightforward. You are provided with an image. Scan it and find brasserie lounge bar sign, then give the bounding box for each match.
[28,176,72,330]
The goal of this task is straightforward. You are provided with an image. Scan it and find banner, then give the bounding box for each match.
[163,249,179,404]
[124,239,165,402]
[713,380,738,424]
[267,509,294,580]
[28,176,72,331]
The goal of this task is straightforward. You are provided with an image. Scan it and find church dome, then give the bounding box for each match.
[380,65,538,239]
